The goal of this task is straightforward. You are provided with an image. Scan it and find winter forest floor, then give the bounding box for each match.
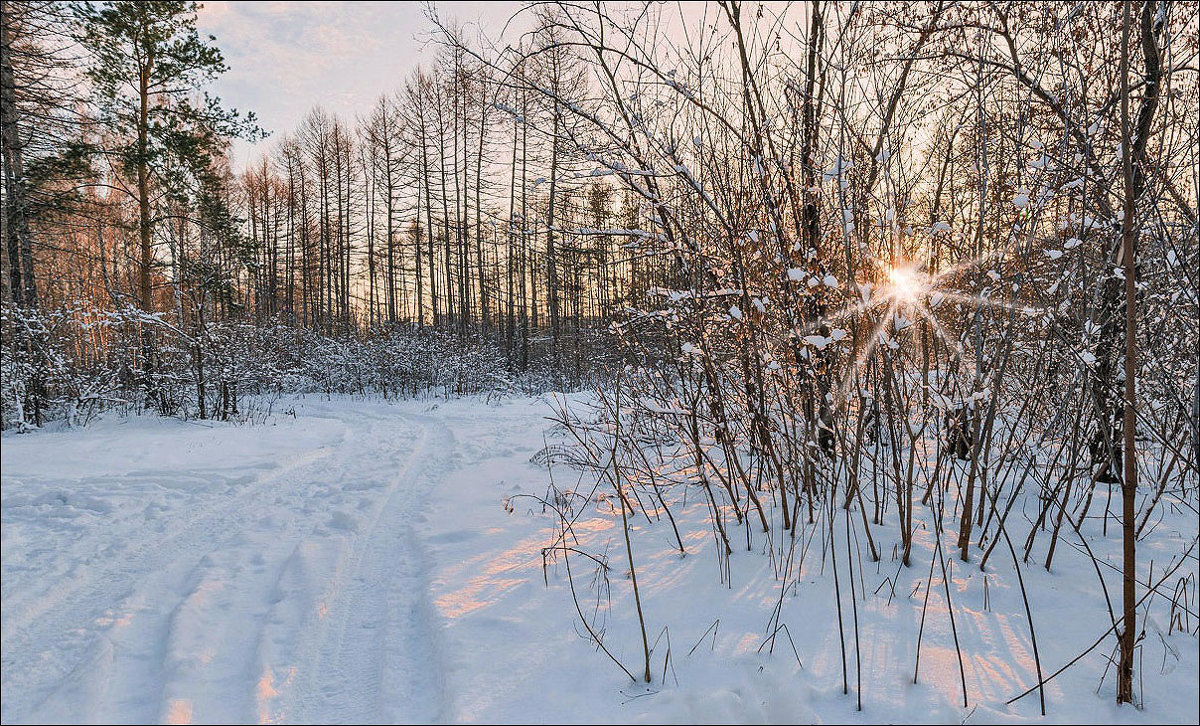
[1,395,1197,725]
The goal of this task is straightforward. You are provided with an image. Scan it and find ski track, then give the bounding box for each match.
[1,402,457,725]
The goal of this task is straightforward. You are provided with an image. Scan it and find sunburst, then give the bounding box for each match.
[885,262,928,304]
[792,247,1050,412]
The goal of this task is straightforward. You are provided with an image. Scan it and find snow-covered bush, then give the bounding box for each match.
[1,302,605,430]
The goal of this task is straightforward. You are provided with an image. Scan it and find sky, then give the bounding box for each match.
[194,2,812,171]
[196,1,527,170]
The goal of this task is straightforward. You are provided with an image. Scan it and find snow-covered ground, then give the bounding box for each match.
[2,395,1197,724]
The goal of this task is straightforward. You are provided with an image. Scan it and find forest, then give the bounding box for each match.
[1,1,1197,723]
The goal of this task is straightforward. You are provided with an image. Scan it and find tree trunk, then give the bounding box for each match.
[1117,0,1141,704]
[0,1,37,308]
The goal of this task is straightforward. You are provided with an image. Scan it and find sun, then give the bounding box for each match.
[886,263,926,304]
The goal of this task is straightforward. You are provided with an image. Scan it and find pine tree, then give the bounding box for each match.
[74,0,259,407]
[74,0,259,316]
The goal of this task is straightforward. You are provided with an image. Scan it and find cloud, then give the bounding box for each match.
[197,1,518,167]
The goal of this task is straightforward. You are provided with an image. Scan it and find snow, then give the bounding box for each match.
[3,396,1197,724]
[823,157,854,180]
[858,282,874,304]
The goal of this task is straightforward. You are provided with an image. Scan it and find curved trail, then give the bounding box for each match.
[1,401,460,724]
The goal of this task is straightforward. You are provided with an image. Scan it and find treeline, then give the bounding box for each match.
[237,47,659,367]
[1,1,672,426]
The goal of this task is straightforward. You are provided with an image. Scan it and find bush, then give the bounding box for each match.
[0,302,603,430]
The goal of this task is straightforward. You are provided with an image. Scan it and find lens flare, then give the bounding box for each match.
[887,264,925,303]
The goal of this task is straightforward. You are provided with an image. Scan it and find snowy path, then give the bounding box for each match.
[2,400,462,724]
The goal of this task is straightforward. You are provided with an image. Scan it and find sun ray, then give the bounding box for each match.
[938,291,1043,317]
[930,247,1009,284]
[793,296,887,340]
[834,300,896,407]
[910,302,966,362]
